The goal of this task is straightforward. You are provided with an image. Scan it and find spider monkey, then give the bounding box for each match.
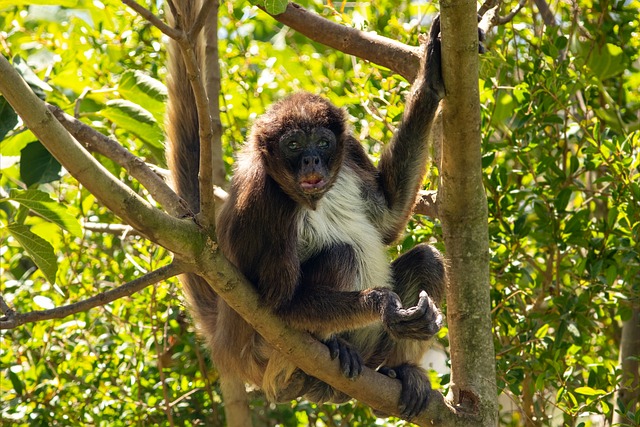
[167,0,455,420]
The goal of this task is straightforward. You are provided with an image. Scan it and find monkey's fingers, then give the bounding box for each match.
[324,336,363,379]
[385,292,443,340]
[323,336,341,360]
[339,342,363,379]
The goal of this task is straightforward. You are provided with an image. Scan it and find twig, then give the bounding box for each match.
[188,0,214,40]
[83,222,140,236]
[48,105,192,218]
[121,0,181,39]
[0,262,186,329]
[496,0,527,25]
[165,0,217,228]
[532,0,556,27]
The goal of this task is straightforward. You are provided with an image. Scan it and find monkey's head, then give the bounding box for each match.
[250,92,347,209]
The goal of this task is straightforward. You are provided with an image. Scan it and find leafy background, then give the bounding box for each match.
[1,0,639,426]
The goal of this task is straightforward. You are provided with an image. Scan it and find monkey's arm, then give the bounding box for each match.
[272,244,440,341]
[376,17,444,244]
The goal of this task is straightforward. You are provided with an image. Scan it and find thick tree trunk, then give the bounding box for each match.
[438,2,498,426]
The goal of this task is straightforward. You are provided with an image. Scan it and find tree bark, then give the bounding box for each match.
[265,3,421,82]
[202,0,226,188]
[439,1,498,425]
[612,306,640,426]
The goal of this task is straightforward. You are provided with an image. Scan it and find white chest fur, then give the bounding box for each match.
[296,167,392,290]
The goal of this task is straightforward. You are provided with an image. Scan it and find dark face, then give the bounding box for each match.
[251,92,347,209]
[278,127,337,198]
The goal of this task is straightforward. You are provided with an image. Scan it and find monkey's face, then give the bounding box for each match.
[251,92,347,208]
[277,126,339,206]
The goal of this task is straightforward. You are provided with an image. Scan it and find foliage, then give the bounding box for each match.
[1,0,639,426]
[481,0,640,424]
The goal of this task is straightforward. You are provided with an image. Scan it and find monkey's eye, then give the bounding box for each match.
[286,140,301,151]
[317,139,330,149]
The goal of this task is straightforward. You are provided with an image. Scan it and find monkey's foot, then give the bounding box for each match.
[378,363,431,419]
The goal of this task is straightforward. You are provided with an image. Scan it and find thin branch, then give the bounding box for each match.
[121,0,181,39]
[496,0,527,25]
[202,0,227,188]
[0,262,186,329]
[0,55,199,256]
[532,0,557,27]
[263,2,422,82]
[188,0,214,40]
[164,0,217,228]
[83,222,140,236]
[48,105,192,218]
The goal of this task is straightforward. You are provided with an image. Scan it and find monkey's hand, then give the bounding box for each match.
[423,14,486,100]
[382,291,443,341]
[323,336,363,379]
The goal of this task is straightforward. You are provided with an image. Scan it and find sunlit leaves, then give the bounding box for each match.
[9,189,82,237]
[6,224,58,285]
[118,70,167,123]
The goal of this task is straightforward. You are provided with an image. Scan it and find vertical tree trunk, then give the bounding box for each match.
[203,0,227,188]
[438,2,498,426]
[612,306,640,426]
[202,2,250,425]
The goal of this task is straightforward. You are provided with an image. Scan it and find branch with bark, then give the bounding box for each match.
[0,263,185,329]
[48,105,192,218]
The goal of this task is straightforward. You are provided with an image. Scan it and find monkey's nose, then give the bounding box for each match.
[302,155,320,166]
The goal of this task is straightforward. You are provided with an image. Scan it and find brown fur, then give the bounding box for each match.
[166,1,447,419]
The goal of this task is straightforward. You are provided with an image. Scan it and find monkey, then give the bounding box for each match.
[166,0,454,420]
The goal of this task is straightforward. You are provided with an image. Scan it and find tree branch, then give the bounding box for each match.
[0,262,185,329]
[0,55,199,256]
[121,0,181,38]
[202,0,227,188]
[194,249,463,426]
[264,2,422,82]
[48,105,192,218]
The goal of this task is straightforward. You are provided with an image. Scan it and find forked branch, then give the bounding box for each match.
[0,262,186,329]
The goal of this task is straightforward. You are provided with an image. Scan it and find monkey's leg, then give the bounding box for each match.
[375,243,446,419]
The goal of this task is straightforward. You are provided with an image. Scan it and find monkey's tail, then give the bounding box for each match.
[165,0,219,338]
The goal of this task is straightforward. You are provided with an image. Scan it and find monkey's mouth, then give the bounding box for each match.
[299,175,327,193]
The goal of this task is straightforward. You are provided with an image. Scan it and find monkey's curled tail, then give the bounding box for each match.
[165,0,219,340]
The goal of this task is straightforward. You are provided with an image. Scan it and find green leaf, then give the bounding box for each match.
[264,0,288,15]
[8,370,24,395]
[12,56,53,98]
[118,71,167,123]
[20,141,62,186]
[554,188,572,212]
[0,96,19,140]
[0,0,77,5]
[7,224,58,285]
[0,130,37,156]
[575,386,606,396]
[9,189,82,238]
[588,43,627,80]
[101,100,164,150]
